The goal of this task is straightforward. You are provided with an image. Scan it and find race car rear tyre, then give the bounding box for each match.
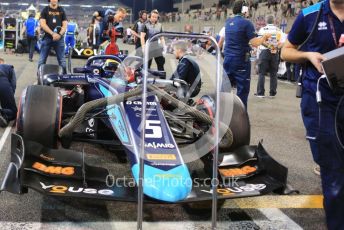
[17,85,61,148]
[37,64,63,85]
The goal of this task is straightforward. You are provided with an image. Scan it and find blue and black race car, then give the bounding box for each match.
[1,53,290,204]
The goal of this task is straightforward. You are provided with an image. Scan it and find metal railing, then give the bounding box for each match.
[139,32,222,230]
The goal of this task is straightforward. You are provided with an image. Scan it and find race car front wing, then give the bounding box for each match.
[1,134,289,203]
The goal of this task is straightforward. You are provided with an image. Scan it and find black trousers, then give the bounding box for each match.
[257,49,279,96]
[148,55,165,71]
[27,36,36,60]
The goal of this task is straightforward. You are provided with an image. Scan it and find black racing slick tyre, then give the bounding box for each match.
[37,64,63,85]
[196,94,250,151]
[17,85,61,148]
[227,95,250,150]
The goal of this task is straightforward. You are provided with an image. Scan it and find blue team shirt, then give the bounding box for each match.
[288,0,344,97]
[25,18,38,37]
[224,15,256,57]
[66,22,77,36]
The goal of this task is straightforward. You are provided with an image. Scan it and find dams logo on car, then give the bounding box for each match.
[219,166,257,177]
[40,182,114,196]
[145,142,175,149]
[32,162,75,176]
[201,184,266,196]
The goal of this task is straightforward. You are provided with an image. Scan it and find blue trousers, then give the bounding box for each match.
[301,88,344,230]
[223,56,251,108]
[38,37,66,73]
[0,77,17,121]
[64,35,76,55]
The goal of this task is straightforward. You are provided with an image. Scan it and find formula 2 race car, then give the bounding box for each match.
[1,54,290,204]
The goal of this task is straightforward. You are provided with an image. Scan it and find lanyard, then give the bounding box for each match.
[328,14,341,48]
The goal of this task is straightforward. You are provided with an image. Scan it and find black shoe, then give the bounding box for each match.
[0,114,8,127]
[269,93,276,98]
[29,58,33,62]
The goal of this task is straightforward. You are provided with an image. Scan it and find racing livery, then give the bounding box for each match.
[1,52,290,203]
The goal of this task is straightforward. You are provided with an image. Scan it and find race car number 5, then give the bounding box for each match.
[145,120,162,138]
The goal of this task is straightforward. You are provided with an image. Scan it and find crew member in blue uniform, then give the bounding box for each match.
[281,0,344,229]
[223,0,270,108]
[64,19,78,55]
[0,58,17,127]
[22,14,39,62]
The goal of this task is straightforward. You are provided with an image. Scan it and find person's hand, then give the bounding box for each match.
[52,33,61,41]
[306,52,326,74]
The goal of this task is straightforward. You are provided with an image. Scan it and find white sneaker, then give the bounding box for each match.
[254,93,265,98]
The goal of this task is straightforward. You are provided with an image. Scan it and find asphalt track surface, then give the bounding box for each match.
[0,43,327,230]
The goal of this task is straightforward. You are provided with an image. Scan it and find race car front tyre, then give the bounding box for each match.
[17,85,61,148]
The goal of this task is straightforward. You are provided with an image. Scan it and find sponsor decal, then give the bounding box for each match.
[146,154,177,160]
[154,174,182,178]
[318,21,327,31]
[109,105,130,144]
[93,69,100,75]
[40,182,114,196]
[135,113,158,118]
[32,162,75,176]
[219,166,257,177]
[132,106,141,112]
[145,142,175,149]
[88,118,95,127]
[39,154,55,161]
[201,184,266,195]
[126,101,157,106]
[74,48,98,57]
[86,118,96,137]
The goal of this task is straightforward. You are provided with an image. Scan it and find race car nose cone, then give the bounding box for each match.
[132,164,192,202]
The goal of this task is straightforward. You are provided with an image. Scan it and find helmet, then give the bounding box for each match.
[103,59,120,76]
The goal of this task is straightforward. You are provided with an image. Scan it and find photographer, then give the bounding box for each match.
[38,0,68,73]
[281,0,344,229]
